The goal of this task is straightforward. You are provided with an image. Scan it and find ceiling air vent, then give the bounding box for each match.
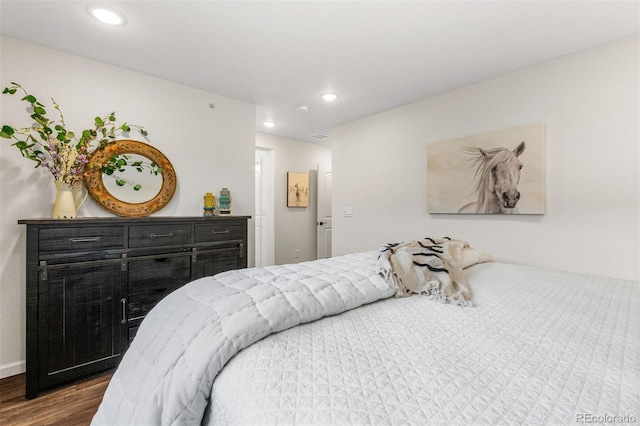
[308,133,331,141]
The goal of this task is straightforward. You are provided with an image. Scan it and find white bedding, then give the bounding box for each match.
[93,251,395,425]
[207,262,639,425]
[93,252,639,425]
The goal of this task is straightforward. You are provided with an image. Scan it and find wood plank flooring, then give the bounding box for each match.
[0,373,111,425]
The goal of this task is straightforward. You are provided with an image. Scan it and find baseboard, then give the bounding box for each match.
[0,360,25,379]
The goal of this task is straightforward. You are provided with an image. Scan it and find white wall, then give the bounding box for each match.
[0,37,256,378]
[256,133,331,264]
[332,35,639,281]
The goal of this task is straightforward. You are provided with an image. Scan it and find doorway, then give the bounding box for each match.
[255,148,275,267]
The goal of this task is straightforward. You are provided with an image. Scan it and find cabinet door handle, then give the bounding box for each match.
[150,233,174,238]
[68,237,100,243]
[39,261,48,281]
[120,298,127,325]
[212,230,230,234]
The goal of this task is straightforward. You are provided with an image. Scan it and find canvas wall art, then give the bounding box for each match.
[427,122,545,214]
[287,172,309,207]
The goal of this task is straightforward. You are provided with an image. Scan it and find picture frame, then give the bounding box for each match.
[427,122,545,214]
[287,172,309,207]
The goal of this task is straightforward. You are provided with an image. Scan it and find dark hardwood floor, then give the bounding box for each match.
[0,373,111,425]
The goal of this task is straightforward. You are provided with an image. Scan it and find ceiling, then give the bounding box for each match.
[1,1,638,145]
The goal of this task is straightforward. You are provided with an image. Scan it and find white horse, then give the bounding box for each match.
[458,141,526,214]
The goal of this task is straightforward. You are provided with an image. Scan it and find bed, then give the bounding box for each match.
[92,240,639,425]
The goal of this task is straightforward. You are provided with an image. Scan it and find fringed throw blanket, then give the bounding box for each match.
[377,237,493,306]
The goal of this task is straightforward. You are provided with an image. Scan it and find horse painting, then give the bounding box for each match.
[458,141,526,214]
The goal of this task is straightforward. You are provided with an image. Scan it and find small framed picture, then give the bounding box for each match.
[287,172,309,207]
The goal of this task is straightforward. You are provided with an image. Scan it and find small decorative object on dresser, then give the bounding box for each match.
[218,187,231,215]
[18,215,250,399]
[203,192,216,216]
[51,181,88,218]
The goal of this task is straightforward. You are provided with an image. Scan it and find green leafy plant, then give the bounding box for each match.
[1,82,150,188]
[101,154,162,190]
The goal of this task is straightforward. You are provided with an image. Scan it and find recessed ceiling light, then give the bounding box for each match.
[263,121,276,128]
[88,5,126,26]
[296,104,310,112]
[321,93,339,102]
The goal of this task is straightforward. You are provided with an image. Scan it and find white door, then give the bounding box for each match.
[316,164,332,259]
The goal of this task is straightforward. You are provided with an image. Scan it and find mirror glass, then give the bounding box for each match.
[102,154,163,204]
[84,140,176,217]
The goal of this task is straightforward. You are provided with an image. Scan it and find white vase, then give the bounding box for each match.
[52,181,87,219]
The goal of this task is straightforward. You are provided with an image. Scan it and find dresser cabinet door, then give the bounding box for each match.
[38,263,124,388]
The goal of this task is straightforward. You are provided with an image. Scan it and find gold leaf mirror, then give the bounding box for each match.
[84,140,176,217]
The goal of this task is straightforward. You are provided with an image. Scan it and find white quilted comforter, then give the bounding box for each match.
[207,262,639,425]
[92,251,395,425]
[94,252,640,425]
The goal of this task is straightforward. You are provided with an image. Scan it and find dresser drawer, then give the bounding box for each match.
[127,255,191,320]
[128,289,178,322]
[39,226,125,253]
[128,254,191,294]
[195,222,244,243]
[192,247,243,280]
[129,224,191,248]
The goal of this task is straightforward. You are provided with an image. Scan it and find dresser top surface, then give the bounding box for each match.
[18,216,251,226]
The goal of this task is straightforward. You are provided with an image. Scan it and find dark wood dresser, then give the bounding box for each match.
[18,216,250,399]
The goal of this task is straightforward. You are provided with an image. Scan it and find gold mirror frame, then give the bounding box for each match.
[84,139,176,217]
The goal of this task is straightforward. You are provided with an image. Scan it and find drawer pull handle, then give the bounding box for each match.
[121,298,127,325]
[212,230,230,234]
[69,237,100,243]
[150,233,174,238]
